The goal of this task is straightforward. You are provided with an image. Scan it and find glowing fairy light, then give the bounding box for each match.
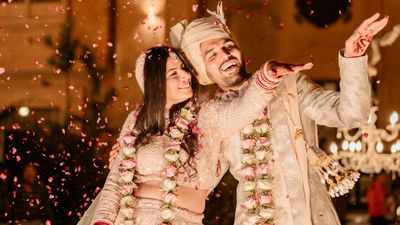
[18,106,30,117]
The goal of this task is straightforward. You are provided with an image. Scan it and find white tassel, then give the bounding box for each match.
[308,146,360,198]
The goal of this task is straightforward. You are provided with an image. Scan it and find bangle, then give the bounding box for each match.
[261,63,280,83]
[256,68,280,92]
[256,74,277,92]
[94,221,111,225]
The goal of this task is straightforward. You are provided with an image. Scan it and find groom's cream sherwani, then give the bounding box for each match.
[198,52,370,225]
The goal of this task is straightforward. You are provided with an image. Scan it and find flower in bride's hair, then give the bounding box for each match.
[169,127,184,139]
[242,125,254,136]
[122,147,136,158]
[241,139,256,149]
[161,208,176,220]
[164,151,180,162]
[119,171,134,183]
[162,178,177,191]
[258,194,273,205]
[241,197,258,209]
[241,166,256,179]
[243,181,257,191]
[242,153,256,164]
[164,192,178,204]
[162,165,178,177]
[257,179,272,191]
[257,163,269,175]
[119,159,137,170]
[121,207,134,218]
[123,134,136,145]
[259,208,274,219]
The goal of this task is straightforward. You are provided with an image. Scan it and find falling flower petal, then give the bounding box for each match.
[192,4,198,12]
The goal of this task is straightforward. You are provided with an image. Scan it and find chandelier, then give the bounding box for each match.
[329,23,400,174]
[331,107,400,174]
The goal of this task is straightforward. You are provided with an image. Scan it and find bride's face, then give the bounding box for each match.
[165,53,193,108]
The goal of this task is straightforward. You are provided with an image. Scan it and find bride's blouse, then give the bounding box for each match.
[134,135,198,188]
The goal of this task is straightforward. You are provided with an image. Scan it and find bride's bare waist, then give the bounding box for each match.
[134,181,208,213]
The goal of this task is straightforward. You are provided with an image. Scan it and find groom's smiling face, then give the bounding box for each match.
[200,38,246,91]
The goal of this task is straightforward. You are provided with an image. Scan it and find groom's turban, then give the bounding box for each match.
[169,2,231,85]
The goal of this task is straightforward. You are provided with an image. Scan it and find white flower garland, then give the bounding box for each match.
[117,102,197,225]
[118,109,140,225]
[216,90,275,225]
[160,102,197,224]
[240,110,275,225]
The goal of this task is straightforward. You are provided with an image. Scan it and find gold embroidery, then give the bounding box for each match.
[294,126,304,140]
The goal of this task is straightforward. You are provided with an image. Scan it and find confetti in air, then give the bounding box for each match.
[192,4,198,12]
[245,59,251,67]
[0,67,5,74]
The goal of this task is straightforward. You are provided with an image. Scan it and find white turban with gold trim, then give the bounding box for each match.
[169,2,231,85]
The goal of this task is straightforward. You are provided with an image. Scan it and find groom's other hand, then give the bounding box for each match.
[344,13,389,58]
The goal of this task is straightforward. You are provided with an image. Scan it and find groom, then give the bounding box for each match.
[169,3,388,225]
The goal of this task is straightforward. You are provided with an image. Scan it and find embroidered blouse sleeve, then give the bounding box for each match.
[198,72,274,140]
[92,110,137,225]
[298,52,370,128]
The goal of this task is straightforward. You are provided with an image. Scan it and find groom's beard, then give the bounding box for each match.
[229,59,250,88]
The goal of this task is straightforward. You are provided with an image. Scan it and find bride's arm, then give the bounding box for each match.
[91,110,138,225]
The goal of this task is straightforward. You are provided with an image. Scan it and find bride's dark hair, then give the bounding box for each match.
[134,46,199,178]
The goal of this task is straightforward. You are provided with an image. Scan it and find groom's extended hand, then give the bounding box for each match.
[256,61,313,92]
[266,61,313,79]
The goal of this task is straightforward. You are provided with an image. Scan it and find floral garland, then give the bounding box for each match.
[215,90,275,225]
[117,107,140,225]
[117,101,197,225]
[240,109,275,225]
[118,108,140,225]
[160,101,197,225]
